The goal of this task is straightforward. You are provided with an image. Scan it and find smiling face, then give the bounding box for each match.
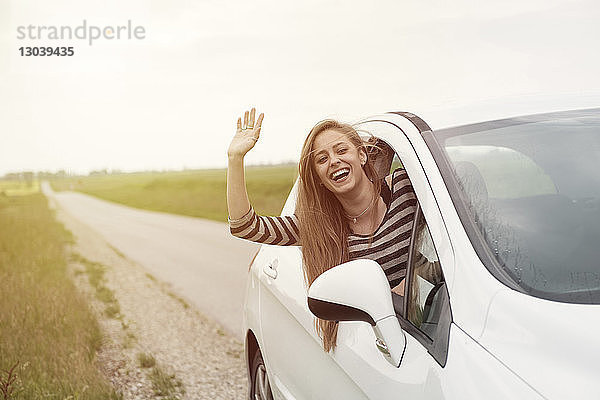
[312,129,368,195]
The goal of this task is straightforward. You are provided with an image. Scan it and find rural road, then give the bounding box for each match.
[42,182,258,339]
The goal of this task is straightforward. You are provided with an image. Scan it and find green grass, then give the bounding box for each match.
[70,253,121,320]
[149,366,184,398]
[108,244,126,259]
[0,193,120,399]
[0,180,40,196]
[50,165,298,222]
[122,332,136,349]
[136,353,156,369]
[166,291,190,309]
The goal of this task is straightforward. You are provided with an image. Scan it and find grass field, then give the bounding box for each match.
[0,193,119,399]
[50,165,298,221]
[0,180,40,196]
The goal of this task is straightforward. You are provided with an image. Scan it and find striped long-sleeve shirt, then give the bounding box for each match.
[229,168,417,288]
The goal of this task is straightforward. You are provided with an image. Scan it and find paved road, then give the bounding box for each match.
[42,182,258,339]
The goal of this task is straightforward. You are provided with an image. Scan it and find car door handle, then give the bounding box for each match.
[263,259,278,279]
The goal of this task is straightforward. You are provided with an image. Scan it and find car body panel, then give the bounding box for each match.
[480,288,600,399]
[329,322,546,399]
[257,244,370,399]
[441,326,544,399]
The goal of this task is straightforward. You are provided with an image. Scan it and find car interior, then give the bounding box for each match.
[452,153,600,301]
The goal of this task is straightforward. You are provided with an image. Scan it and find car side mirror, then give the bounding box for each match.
[307,259,406,367]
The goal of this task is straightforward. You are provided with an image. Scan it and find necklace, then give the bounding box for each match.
[345,198,374,224]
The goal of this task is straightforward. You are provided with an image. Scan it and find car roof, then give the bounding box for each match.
[406,93,600,131]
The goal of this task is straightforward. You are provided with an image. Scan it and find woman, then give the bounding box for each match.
[227,108,417,352]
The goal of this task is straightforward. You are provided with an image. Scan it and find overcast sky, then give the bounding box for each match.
[1,0,599,175]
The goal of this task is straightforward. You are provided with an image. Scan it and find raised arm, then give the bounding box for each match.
[227,108,300,246]
[227,107,264,220]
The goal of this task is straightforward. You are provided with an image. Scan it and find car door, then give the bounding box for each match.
[256,187,369,399]
[257,115,455,400]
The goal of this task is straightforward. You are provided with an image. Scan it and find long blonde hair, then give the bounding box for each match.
[296,120,382,352]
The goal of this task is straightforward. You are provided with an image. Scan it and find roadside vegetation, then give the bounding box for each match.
[71,253,122,319]
[136,353,156,369]
[0,179,39,196]
[50,164,298,221]
[0,193,119,399]
[136,352,184,399]
[148,366,185,399]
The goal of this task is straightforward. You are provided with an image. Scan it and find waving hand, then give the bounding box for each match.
[228,107,264,159]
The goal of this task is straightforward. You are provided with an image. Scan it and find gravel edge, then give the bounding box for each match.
[53,200,248,399]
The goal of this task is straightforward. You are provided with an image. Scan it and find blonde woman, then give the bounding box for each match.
[227,108,417,351]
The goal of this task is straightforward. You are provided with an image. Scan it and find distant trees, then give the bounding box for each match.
[3,171,35,185]
[2,169,126,181]
[2,170,69,181]
[88,169,108,176]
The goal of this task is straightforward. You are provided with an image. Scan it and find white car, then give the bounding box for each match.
[242,108,600,400]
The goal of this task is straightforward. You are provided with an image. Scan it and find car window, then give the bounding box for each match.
[446,145,556,199]
[432,110,600,304]
[390,153,403,173]
[407,209,445,340]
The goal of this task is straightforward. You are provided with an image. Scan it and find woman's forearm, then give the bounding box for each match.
[227,155,252,220]
[227,107,262,220]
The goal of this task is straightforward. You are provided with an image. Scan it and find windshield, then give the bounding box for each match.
[431,109,600,304]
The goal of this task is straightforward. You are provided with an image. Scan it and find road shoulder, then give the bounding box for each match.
[52,197,247,399]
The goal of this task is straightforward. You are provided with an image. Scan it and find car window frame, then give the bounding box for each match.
[368,137,453,367]
[360,116,456,288]
[397,203,452,367]
[356,114,456,366]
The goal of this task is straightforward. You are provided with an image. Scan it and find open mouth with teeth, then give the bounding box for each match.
[330,168,350,182]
